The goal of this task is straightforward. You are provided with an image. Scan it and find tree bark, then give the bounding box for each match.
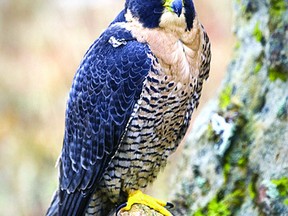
[114,0,288,215]
[112,204,164,216]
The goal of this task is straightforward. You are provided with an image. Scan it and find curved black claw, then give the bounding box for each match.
[115,202,127,215]
[166,202,175,209]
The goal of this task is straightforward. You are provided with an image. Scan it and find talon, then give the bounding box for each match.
[120,190,173,216]
[116,202,127,215]
[166,202,174,209]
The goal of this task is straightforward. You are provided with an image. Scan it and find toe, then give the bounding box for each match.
[120,190,173,216]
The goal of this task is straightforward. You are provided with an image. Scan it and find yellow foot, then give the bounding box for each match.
[120,190,173,216]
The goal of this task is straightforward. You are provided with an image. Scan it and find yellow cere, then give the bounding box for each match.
[163,0,174,11]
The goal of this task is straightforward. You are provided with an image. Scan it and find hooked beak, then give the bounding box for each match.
[170,0,183,17]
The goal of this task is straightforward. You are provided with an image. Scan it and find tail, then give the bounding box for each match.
[46,189,91,216]
[46,190,59,216]
[58,189,91,216]
[46,189,115,216]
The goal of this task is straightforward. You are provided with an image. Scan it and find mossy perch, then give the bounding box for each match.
[109,204,165,216]
[118,205,163,216]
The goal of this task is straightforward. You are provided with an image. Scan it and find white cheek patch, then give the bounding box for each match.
[125,10,135,23]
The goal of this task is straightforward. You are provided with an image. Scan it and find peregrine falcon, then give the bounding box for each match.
[47,0,211,215]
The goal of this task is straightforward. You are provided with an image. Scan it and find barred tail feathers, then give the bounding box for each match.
[46,190,59,216]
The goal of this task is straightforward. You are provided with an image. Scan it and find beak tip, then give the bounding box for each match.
[171,0,183,17]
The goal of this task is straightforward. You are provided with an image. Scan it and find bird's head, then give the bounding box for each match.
[125,0,195,31]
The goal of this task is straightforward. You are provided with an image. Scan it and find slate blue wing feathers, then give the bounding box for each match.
[58,24,153,215]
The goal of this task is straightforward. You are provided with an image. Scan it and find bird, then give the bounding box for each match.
[46,0,211,215]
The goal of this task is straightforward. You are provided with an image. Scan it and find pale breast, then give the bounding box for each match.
[125,16,203,81]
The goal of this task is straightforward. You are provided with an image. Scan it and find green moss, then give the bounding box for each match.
[194,209,205,216]
[207,198,231,216]
[248,174,258,200]
[248,182,256,199]
[254,62,262,74]
[237,156,248,167]
[284,198,288,206]
[270,0,286,17]
[271,177,288,197]
[219,85,233,110]
[253,22,263,42]
[269,0,287,30]
[222,190,245,208]
[268,68,287,82]
[193,190,245,216]
[223,163,231,178]
[193,197,231,216]
[195,121,252,215]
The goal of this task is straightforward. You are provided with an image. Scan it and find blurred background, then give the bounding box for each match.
[0,0,234,215]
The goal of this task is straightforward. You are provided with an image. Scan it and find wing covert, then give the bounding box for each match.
[58,23,154,215]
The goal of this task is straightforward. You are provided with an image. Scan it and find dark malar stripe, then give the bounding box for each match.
[184,0,195,31]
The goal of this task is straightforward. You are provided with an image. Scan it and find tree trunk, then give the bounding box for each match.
[169,0,288,215]
[115,0,288,215]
